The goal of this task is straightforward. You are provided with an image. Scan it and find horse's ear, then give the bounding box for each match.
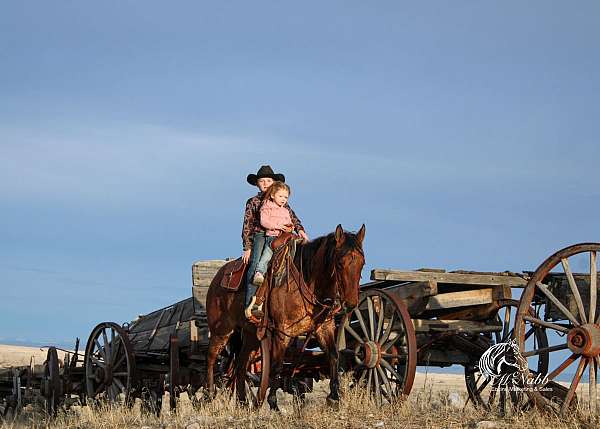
[356,224,365,244]
[335,224,344,244]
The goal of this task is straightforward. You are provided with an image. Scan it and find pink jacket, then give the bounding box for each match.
[260,200,292,237]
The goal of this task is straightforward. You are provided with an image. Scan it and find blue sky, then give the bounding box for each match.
[1,1,599,347]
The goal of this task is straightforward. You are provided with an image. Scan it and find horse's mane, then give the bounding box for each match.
[294,231,363,283]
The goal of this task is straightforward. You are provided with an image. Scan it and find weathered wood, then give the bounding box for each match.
[412,319,501,334]
[192,286,209,310]
[371,269,528,287]
[192,259,231,287]
[418,349,471,365]
[385,280,437,316]
[591,251,597,324]
[387,280,438,300]
[425,288,494,310]
[561,258,587,324]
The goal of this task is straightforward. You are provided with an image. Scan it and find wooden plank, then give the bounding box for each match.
[192,259,231,287]
[371,269,527,287]
[192,286,209,309]
[425,288,494,310]
[418,349,471,365]
[387,280,438,300]
[412,318,501,334]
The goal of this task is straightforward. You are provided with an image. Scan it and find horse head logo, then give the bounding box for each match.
[477,339,528,380]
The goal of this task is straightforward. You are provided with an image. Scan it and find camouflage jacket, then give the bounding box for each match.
[242,192,305,251]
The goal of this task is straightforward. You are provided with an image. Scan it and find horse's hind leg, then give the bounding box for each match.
[207,332,232,398]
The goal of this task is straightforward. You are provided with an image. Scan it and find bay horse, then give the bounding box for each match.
[206,224,365,407]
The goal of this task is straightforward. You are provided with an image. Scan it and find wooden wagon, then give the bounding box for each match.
[2,243,599,419]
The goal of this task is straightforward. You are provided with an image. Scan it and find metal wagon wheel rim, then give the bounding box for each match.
[515,242,600,415]
[464,299,549,413]
[337,289,417,405]
[84,322,135,405]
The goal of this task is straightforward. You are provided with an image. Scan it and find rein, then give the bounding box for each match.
[267,241,341,339]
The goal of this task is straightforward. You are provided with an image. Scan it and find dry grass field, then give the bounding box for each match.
[1,345,599,429]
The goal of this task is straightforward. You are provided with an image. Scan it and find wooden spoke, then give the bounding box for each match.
[535,282,580,326]
[561,258,587,324]
[94,383,105,396]
[90,356,106,367]
[113,377,126,393]
[501,306,512,342]
[111,338,122,363]
[522,343,568,357]
[94,338,107,359]
[591,251,598,324]
[102,329,111,365]
[353,307,370,339]
[560,357,587,415]
[367,297,376,341]
[345,322,365,344]
[375,298,385,342]
[377,365,394,396]
[110,384,119,401]
[113,353,127,370]
[113,372,129,376]
[522,316,569,333]
[475,375,492,397]
[380,358,403,382]
[547,353,578,381]
[374,367,383,404]
[377,313,396,346]
[382,331,404,353]
[524,327,534,341]
[590,357,597,414]
[381,353,407,361]
[366,368,373,398]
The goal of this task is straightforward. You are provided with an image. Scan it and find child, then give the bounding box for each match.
[242,165,308,318]
[252,181,293,286]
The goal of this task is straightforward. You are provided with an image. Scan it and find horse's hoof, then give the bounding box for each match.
[326,396,340,410]
[267,399,280,412]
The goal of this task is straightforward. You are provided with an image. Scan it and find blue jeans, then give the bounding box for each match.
[255,236,275,275]
[245,232,266,307]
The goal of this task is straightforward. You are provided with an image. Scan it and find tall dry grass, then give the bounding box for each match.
[1,376,598,429]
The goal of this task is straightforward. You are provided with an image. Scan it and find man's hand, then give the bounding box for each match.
[298,230,309,242]
[242,249,251,264]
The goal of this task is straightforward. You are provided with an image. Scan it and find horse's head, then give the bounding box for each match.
[332,224,365,313]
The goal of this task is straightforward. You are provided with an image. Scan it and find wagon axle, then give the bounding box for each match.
[567,324,600,357]
[354,341,382,369]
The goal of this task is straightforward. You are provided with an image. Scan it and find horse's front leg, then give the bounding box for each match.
[266,333,290,411]
[315,320,340,405]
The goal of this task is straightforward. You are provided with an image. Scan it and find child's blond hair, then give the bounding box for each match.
[263,181,290,202]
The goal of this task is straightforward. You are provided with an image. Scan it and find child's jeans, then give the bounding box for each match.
[255,236,275,275]
[245,232,266,308]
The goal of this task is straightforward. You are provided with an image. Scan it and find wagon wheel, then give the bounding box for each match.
[43,347,63,416]
[337,289,417,405]
[464,299,549,413]
[515,243,600,415]
[85,322,135,405]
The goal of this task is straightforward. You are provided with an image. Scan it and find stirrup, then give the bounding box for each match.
[245,295,257,319]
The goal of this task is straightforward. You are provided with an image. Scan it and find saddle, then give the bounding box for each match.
[219,258,247,291]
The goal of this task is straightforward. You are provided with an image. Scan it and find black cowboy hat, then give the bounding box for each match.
[247,165,285,186]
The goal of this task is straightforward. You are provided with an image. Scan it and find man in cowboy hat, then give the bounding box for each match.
[242,165,309,318]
